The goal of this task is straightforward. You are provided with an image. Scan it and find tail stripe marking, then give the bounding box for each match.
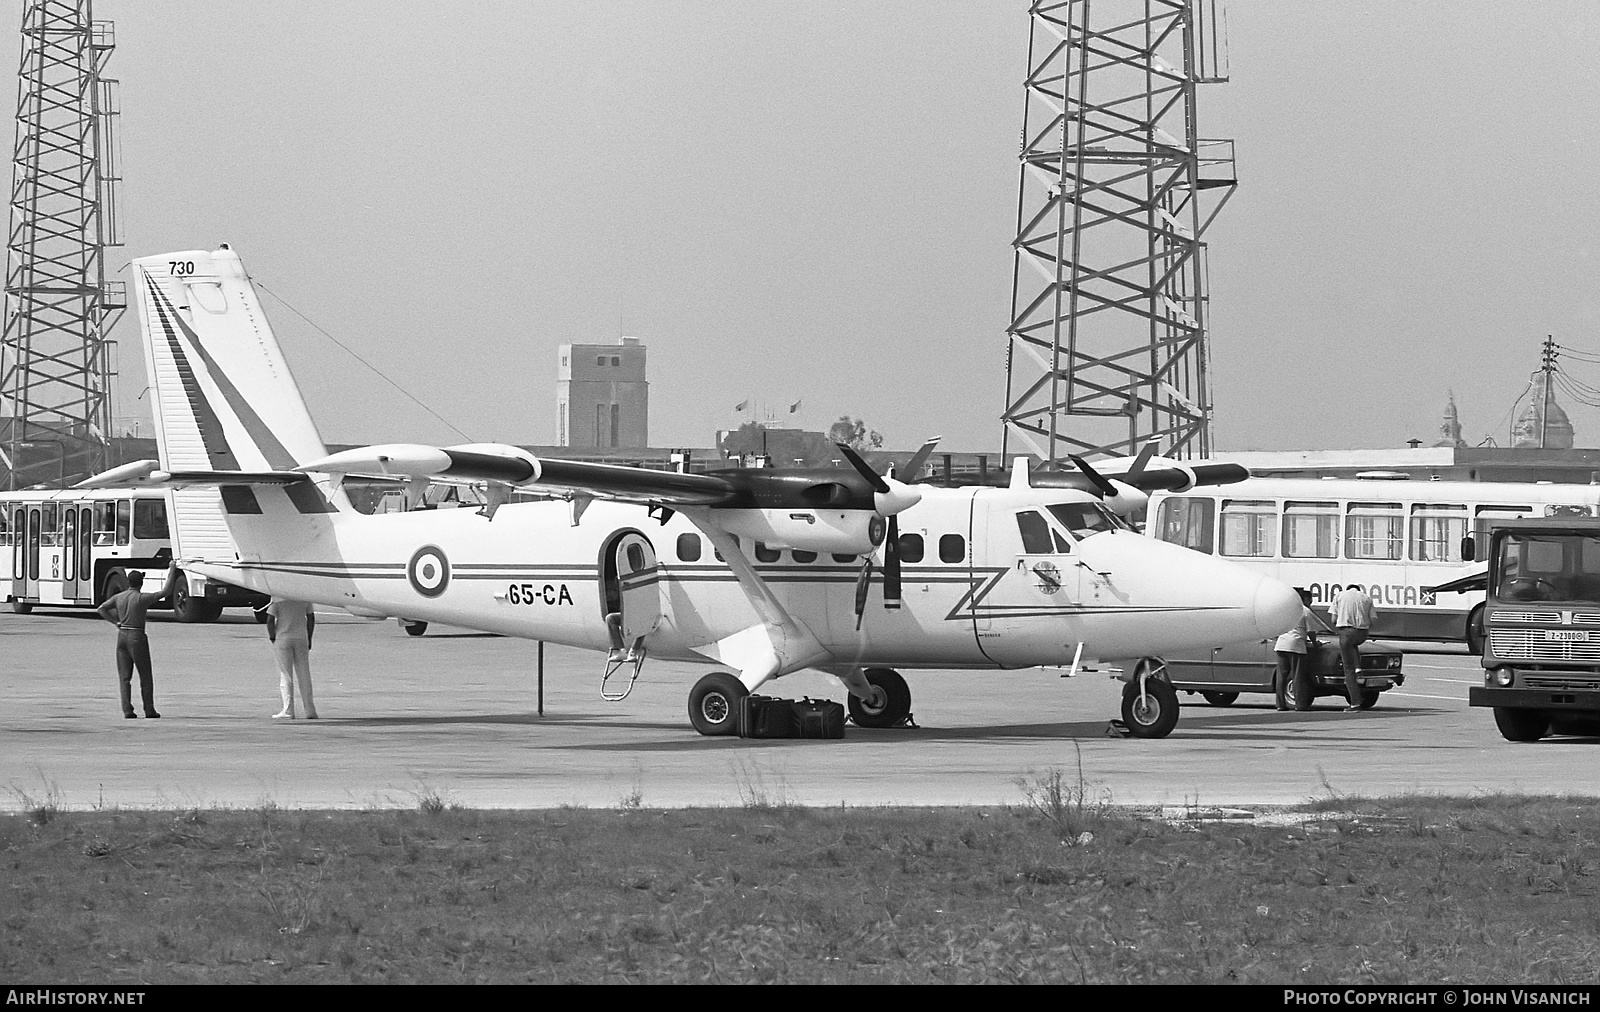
[146,274,239,471]
[147,275,300,471]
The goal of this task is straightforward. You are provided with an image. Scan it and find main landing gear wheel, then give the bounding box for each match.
[688,672,748,736]
[1121,677,1179,739]
[1492,707,1550,743]
[848,667,912,728]
[1200,691,1238,707]
[400,619,428,637]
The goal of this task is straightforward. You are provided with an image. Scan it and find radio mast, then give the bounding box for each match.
[1001,0,1235,463]
[0,0,124,489]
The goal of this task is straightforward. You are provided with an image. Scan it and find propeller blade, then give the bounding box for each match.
[1067,454,1120,499]
[901,436,943,482]
[883,515,902,610]
[835,443,889,494]
[853,559,873,631]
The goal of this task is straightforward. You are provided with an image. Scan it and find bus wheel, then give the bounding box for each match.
[101,570,129,601]
[1492,707,1549,743]
[1121,677,1179,739]
[1200,691,1238,707]
[10,599,32,614]
[171,580,219,623]
[1466,606,1485,655]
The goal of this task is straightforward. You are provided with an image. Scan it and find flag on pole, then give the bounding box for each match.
[788,399,802,414]
[733,400,748,412]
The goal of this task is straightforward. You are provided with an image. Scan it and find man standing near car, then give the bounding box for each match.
[1330,584,1376,712]
[1275,588,1314,711]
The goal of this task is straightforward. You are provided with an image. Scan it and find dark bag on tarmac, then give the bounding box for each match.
[793,697,845,739]
[740,694,798,738]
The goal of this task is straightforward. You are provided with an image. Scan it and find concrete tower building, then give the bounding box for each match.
[557,337,648,449]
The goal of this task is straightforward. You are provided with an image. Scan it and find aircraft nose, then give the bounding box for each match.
[1253,575,1302,639]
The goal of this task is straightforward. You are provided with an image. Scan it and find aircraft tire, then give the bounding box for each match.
[848,668,911,728]
[688,671,747,736]
[1121,677,1179,739]
[401,620,428,637]
[1492,707,1549,743]
[1200,691,1238,707]
[10,599,32,614]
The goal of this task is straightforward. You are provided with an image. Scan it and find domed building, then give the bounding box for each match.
[1511,371,1575,449]
[1434,392,1467,449]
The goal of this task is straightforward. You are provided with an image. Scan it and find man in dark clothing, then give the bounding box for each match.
[96,567,181,718]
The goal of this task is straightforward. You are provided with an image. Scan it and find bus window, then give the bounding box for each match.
[1155,496,1214,554]
[1474,505,1531,546]
[78,508,92,582]
[115,500,131,546]
[0,509,7,547]
[1283,501,1339,559]
[40,503,59,547]
[1220,499,1277,557]
[1410,503,1467,562]
[93,502,115,546]
[133,498,170,540]
[27,508,40,580]
[1015,511,1055,554]
[1346,502,1404,561]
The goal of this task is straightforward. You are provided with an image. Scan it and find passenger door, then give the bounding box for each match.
[611,533,662,645]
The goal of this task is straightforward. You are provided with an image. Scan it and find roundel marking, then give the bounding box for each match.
[408,545,451,598]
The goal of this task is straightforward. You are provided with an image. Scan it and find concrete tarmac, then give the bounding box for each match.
[2,609,1595,811]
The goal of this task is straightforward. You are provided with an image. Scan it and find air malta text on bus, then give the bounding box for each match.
[1,487,259,621]
[1146,476,1600,648]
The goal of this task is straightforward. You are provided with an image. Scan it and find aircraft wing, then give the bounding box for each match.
[530,459,734,506]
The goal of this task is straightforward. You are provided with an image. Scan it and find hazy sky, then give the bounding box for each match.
[6,2,1598,453]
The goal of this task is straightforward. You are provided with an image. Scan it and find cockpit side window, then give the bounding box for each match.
[1015,511,1054,554]
[1047,502,1117,540]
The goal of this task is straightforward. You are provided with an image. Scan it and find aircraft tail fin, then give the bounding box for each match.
[131,246,348,561]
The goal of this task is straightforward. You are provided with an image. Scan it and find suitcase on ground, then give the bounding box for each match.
[793,697,845,739]
[740,694,798,738]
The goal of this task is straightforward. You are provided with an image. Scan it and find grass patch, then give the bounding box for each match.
[1,797,1598,983]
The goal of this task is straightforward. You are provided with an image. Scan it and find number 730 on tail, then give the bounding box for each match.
[82,246,1302,738]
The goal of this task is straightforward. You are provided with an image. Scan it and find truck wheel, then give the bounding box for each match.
[1121,677,1179,739]
[1200,691,1238,707]
[1358,689,1381,710]
[1492,707,1550,742]
[10,599,33,614]
[687,671,747,736]
[848,668,912,728]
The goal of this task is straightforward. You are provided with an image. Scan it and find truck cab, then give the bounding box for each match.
[1469,518,1600,741]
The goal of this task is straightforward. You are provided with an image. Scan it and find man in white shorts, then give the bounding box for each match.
[266,597,318,719]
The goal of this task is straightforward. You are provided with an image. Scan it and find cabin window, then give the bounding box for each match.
[898,533,924,563]
[1155,496,1214,554]
[132,498,169,541]
[1410,503,1467,563]
[676,533,702,562]
[939,534,966,563]
[754,542,781,563]
[1219,499,1278,558]
[1474,505,1532,546]
[832,553,857,563]
[1015,511,1054,555]
[1345,502,1404,561]
[1283,500,1338,559]
[792,549,817,563]
[626,544,645,570]
[115,500,132,546]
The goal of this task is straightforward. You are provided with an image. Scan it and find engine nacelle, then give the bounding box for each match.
[711,508,886,556]
[1104,480,1150,518]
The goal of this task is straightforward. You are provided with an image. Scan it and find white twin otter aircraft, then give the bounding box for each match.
[83,246,1300,738]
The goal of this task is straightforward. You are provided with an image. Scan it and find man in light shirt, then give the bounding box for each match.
[1274,588,1314,711]
[1330,585,1376,712]
[266,597,318,719]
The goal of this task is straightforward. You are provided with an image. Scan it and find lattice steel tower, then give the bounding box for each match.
[1001,0,1235,463]
[0,0,123,489]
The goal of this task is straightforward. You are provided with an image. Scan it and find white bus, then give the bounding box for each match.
[1,487,261,620]
[1146,477,1600,650]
